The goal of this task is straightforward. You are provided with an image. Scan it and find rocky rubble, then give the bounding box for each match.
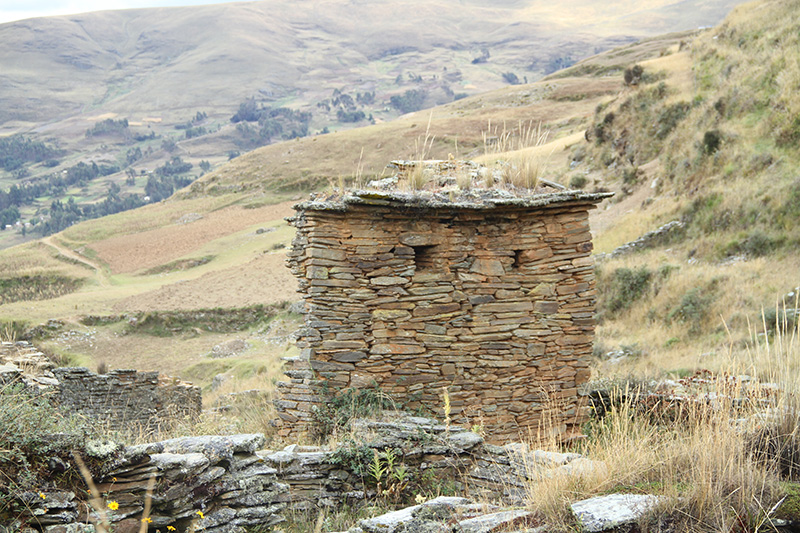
[604,220,684,258]
[261,413,606,509]
[328,492,666,533]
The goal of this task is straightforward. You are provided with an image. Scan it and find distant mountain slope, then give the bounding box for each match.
[1,0,743,126]
[0,0,744,251]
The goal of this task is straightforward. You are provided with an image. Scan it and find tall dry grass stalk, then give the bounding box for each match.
[483,120,549,155]
[405,113,435,191]
[501,154,546,190]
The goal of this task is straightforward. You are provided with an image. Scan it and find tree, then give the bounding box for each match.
[624,65,644,86]
[390,89,427,114]
[502,72,520,85]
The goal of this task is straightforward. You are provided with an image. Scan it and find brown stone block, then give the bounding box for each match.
[370,344,426,355]
[413,303,461,317]
[417,333,458,343]
[366,266,396,277]
[408,311,463,323]
[441,363,457,376]
[470,258,505,276]
[473,301,533,314]
[372,309,412,321]
[331,351,367,363]
[370,276,409,286]
[460,332,513,342]
[399,233,443,246]
[557,335,591,346]
[564,233,591,244]
[470,324,519,334]
[321,339,367,350]
[526,343,546,356]
[307,247,346,261]
[556,282,589,295]
[533,301,559,314]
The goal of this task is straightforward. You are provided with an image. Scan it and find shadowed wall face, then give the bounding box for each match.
[278,200,599,442]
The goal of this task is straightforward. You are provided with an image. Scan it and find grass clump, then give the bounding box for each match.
[0,384,96,522]
[310,384,394,442]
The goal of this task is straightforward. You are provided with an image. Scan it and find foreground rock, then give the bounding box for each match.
[10,434,287,533]
[333,496,539,533]
[571,494,665,532]
[260,413,607,509]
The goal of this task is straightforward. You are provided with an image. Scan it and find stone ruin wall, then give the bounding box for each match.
[0,342,201,432]
[54,368,202,431]
[277,200,598,441]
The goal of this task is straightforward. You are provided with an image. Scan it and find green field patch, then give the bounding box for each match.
[126,303,290,336]
[141,255,215,275]
[0,275,83,305]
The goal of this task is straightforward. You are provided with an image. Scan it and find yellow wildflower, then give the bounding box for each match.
[167,527,176,532]
[415,494,425,504]
[39,493,46,500]
[196,510,205,519]
[142,517,152,524]
[107,501,119,511]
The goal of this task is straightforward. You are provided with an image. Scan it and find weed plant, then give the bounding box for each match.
[0,383,95,523]
[310,384,395,442]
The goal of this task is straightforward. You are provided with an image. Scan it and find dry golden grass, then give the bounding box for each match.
[525,316,800,531]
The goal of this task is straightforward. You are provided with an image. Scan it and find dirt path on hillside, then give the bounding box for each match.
[42,236,111,287]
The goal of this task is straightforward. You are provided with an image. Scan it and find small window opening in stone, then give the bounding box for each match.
[413,245,436,271]
[512,249,524,269]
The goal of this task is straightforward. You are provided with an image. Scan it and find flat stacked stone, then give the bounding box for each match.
[277,169,610,442]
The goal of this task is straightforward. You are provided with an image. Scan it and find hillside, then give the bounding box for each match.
[0,26,692,390]
[1,0,799,406]
[0,0,744,249]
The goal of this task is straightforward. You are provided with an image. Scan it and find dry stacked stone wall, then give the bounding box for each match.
[1,341,201,432]
[277,190,607,442]
[54,368,201,431]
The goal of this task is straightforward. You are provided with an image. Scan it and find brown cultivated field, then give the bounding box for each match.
[90,201,296,274]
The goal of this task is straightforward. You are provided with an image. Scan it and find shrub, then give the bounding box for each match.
[569,175,588,189]
[600,266,652,316]
[623,64,644,86]
[502,72,520,85]
[390,89,428,114]
[702,130,722,155]
[667,286,717,335]
[0,384,93,520]
[654,102,691,140]
[727,231,782,258]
